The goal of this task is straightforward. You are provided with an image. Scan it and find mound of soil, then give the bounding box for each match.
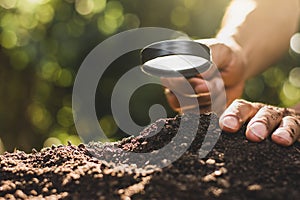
[0,113,299,200]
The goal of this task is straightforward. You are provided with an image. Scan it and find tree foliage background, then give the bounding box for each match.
[0,0,299,153]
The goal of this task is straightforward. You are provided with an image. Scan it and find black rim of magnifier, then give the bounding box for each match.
[140,40,212,78]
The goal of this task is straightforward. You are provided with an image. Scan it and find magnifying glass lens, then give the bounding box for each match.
[140,40,212,78]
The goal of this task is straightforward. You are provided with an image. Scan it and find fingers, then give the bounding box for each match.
[220,100,300,146]
[163,88,211,113]
[219,99,262,132]
[189,77,209,94]
[246,106,284,142]
[161,77,192,94]
[161,76,211,111]
[271,115,300,146]
[163,75,227,114]
[209,44,233,72]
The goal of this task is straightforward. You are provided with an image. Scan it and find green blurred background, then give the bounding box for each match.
[0,0,299,153]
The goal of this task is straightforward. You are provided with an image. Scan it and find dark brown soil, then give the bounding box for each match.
[0,113,299,200]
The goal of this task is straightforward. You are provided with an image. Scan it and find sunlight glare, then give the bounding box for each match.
[217,0,256,40]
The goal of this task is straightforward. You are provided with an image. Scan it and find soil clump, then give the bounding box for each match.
[0,113,299,199]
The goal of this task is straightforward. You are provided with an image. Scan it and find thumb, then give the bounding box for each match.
[210,43,233,71]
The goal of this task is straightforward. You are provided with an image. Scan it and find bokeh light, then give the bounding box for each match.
[123,13,140,29]
[54,68,73,87]
[27,0,50,5]
[75,0,94,16]
[19,13,38,29]
[1,13,18,29]
[1,30,17,49]
[27,103,52,131]
[263,67,285,88]
[289,67,300,88]
[244,77,265,100]
[46,129,82,146]
[99,115,118,139]
[43,137,62,147]
[170,6,190,27]
[98,1,124,35]
[93,0,106,14]
[0,0,17,9]
[290,33,300,55]
[57,106,74,128]
[97,1,124,35]
[38,61,61,81]
[280,80,300,107]
[35,4,54,24]
[183,0,197,9]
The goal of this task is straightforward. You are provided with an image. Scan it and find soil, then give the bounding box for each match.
[0,113,299,200]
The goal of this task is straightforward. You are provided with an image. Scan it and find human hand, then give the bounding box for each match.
[219,99,300,146]
[162,38,247,113]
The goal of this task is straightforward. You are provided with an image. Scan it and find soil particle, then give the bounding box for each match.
[0,113,299,199]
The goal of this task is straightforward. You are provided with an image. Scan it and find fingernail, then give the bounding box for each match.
[249,122,268,140]
[222,116,239,130]
[273,130,293,145]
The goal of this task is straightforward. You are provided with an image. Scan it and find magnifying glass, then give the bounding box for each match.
[139,39,227,115]
[140,40,213,78]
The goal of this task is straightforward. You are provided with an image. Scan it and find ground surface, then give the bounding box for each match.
[0,113,299,200]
